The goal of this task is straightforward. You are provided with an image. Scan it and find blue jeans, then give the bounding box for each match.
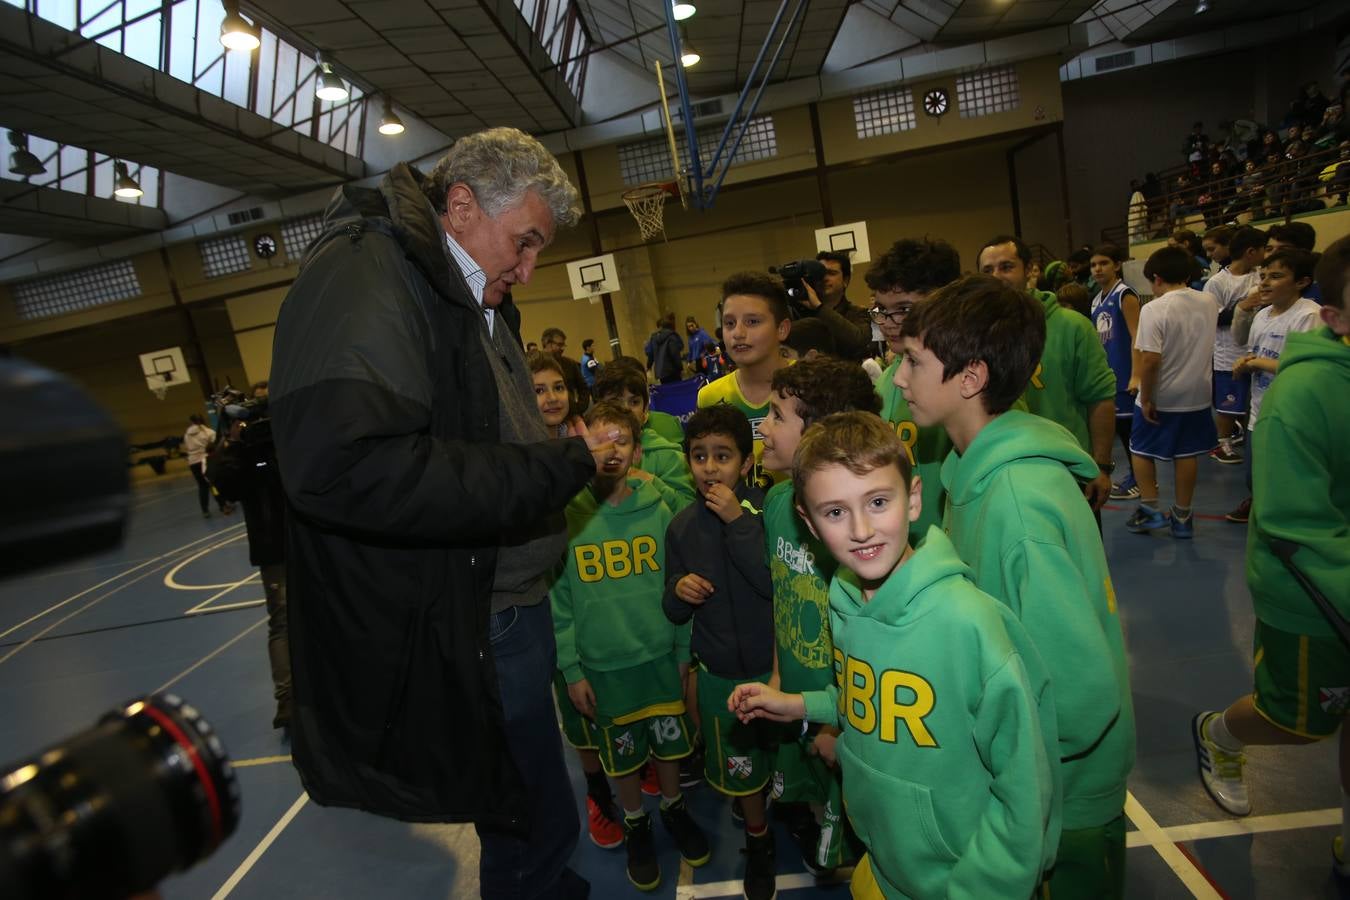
[475,602,586,900]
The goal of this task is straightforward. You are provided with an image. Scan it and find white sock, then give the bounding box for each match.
[1204,711,1244,752]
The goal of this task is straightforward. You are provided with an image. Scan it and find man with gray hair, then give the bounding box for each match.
[270,127,608,899]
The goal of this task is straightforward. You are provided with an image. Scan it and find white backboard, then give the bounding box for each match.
[565,254,621,300]
[139,346,189,391]
[814,221,871,265]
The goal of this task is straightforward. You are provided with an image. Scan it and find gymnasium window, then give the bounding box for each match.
[280,214,327,260]
[198,235,252,278]
[853,87,917,139]
[956,66,1020,118]
[617,116,778,186]
[11,260,142,320]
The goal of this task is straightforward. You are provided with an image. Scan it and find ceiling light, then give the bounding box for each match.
[219,1,260,52]
[378,98,405,136]
[680,43,701,67]
[8,132,45,177]
[1194,0,1209,11]
[315,55,349,102]
[672,2,696,20]
[113,161,143,199]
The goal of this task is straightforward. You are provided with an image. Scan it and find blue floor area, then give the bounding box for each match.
[0,453,1343,899]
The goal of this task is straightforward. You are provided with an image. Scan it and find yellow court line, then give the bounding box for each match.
[1125,806,1341,848]
[231,754,293,768]
[1124,791,1223,899]
[163,532,251,590]
[183,572,261,614]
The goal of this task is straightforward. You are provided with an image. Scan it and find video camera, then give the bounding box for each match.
[769,259,828,318]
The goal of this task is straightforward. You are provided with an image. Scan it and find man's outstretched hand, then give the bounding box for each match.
[568,416,620,474]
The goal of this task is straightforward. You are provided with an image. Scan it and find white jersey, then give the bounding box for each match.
[1205,266,1259,371]
[1247,298,1322,429]
[1135,287,1219,412]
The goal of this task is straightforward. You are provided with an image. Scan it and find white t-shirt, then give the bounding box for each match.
[1204,267,1259,370]
[1247,297,1322,430]
[1134,287,1219,412]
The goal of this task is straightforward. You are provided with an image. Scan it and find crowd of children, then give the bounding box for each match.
[519,220,1347,898]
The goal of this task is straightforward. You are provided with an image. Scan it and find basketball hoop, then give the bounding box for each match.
[151,384,168,401]
[582,281,604,304]
[623,181,677,242]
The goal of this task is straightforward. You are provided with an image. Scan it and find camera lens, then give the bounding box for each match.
[0,693,240,900]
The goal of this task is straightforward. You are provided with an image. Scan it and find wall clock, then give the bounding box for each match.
[254,234,277,259]
[923,88,949,118]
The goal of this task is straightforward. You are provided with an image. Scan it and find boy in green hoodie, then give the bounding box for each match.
[759,357,881,872]
[977,235,1118,512]
[1193,236,1350,878]
[864,237,961,541]
[895,273,1135,898]
[729,411,1061,900]
[592,364,697,513]
[551,401,709,891]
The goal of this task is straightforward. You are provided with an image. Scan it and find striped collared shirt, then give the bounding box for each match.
[444,232,494,336]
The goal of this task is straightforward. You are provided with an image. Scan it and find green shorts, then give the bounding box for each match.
[1252,620,1350,738]
[697,668,775,797]
[553,670,599,751]
[771,724,834,804]
[598,712,695,777]
[1044,815,1126,900]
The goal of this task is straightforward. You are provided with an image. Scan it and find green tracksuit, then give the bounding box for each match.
[801,528,1061,899]
[552,480,690,721]
[646,411,686,447]
[876,357,953,540]
[638,428,697,513]
[1024,289,1116,452]
[1247,328,1350,635]
[941,410,1134,837]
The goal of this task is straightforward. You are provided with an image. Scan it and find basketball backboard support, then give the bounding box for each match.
[815,221,871,265]
[566,254,621,301]
[139,346,188,394]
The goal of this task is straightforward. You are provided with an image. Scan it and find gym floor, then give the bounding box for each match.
[0,444,1340,900]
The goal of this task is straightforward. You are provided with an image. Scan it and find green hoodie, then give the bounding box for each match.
[876,357,953,541]
[1024,289,1116,452]
[646,411,685,446]
[764,480,837,693]
[802,528,1061,899]
[941,410,1134,830]
[551,479,689,683]
[1248,327,1350,636]
[639,428,697,513]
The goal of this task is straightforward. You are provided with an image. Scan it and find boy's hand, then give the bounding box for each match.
[727,682,805,723]
[567,679,597,720]
[704,483,743,523]
[1126,376,1140,396]
[675,573,714,605]
[1233,355,1252,376]
[1140,399,1159,424]
[810,728,839,768]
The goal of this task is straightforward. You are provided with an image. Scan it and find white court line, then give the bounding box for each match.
[153,617,267,694]
[210,791,309,900]
[186,599,265,615]
[1124,791,1223,899]
[0,524,245,641]
[183,572,260,614]
[163,533,251,590]
[1126,806,1341,849]
[684,872,841,898]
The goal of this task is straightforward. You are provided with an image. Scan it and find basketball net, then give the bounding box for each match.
[152,385,168,401]
[623,183,673,242]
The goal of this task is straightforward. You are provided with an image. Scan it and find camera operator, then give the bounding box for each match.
[780,252,875,361]
[207,381,290,732]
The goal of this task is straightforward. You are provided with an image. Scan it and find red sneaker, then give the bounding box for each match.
[587,796,623,849]
[640,762,660,797]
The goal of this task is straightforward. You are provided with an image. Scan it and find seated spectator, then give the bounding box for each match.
[1184,121,1209,167]
[1318,139,1350,205]
[1314,103,1347,148]
[1169,173,1201,226]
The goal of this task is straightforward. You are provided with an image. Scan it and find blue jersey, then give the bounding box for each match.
[1091,279,1137,417]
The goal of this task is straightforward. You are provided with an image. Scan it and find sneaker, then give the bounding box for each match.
[1109,473,1140,500]
[640,762,660,797]
[624,813,661,891]
[1212,444,1243,465]
[743,829,777,900]
[659,797,711,867]
[1126,505,1169,533]
[1191,712,1251,816]
[1225,497,1251,524]
[1231,421,1246,446]
[586,796,623,850]
[679,745,705,789]
[1170,511,1194,540]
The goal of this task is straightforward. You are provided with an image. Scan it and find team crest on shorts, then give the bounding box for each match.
[1319,686,1350,716]
[771,772,785,798]
[614,731,636,756]
[727,756,753,779]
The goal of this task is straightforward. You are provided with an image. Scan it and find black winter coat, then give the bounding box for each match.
[269,164,595,828]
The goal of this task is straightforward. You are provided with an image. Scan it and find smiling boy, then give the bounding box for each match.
[661,405,776,900]
[698,272,793,488]
[729,411,1060,899]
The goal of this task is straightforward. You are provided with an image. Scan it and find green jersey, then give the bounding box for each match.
[1023,289,1116,452]
[764,480,836,693]
[876,356,953,541]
